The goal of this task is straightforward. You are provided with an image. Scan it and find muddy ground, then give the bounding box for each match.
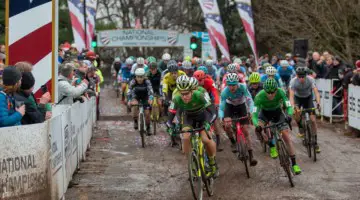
[65,86,360,200]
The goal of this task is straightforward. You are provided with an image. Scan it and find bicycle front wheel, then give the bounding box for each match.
[139,113,145,148]
[306,124,312,158]
[238,139,250,178]
[200,151,214,197]
[188,152,203,200]
[278,140,294,187]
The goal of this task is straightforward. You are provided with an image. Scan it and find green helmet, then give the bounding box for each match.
[262,63,272,71]
[147,56,157,63]
[249,72,261,84]
[264,78,278,93]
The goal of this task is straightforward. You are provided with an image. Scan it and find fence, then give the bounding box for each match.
[0,97,96,200]
[347,84,360,130]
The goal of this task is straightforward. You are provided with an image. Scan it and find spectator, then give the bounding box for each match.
[306,51,314,67]
[15,72,51,124]
[324,56,335,79]
[0,63,4,84]
[14,61,33,73]
[58,62,88,104]
[0,66,25,127]
[58,48,64,64]
[85,66,99,97]
[0,52,5,64]
[0,44,5,54]
[352,60,360,86]
[310,52,327,78]
[339,64,354,122]
[285,53,295,66]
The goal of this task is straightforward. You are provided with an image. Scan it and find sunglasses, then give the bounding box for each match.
[266,90,276,94]
[136,76,144,79]
[298,76,306,79]
[180,91,192,96]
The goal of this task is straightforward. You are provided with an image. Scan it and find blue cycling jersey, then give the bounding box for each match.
[120,64,132,81]
[277,66,295,81]
[218,83,254,119]
[260,74,283,87]
[208,65,218,81]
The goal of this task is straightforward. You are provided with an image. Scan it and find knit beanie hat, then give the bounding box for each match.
[3,66,22,86]
[20,72,35,90]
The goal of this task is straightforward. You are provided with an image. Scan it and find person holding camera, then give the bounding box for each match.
[58,62,88,105]
[0,66,25,127]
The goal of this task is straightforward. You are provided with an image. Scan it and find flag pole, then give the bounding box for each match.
[83,0,87,49]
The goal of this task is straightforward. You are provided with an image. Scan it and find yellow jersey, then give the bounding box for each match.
[162,70,186,95]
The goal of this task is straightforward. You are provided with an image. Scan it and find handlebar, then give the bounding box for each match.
[263,121,287,129]
[231,116,249,122]
[299,107,317,113]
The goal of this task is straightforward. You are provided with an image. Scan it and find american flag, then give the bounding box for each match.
[236,0,258,65]
[198,0,230,62]
[202,0,214,10]
[68,0,97,51]
[7,0,54,99]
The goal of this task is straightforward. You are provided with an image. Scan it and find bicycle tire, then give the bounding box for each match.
[239,139,250,178]
[139,113,145,148]
[306,123,312,158]
[188,152,203,200]
[308,123,317,162]
[278,140,294,187]
[200,150,213,197]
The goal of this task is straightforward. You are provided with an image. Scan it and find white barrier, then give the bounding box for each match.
[348,84,360,130]
[0,97,96,199]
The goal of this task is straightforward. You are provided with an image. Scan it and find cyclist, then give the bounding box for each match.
[167,76,219,177]
[182,60,194,77]
[162,61,186,113]
[158,53,171,72]
[112,57,122,85]
[127,68,154,135]
[146,56,157,64]
[252,78,302,175]
[205,59,218,81]
[277,60,295,89]
[220,64,246,91]
[233,58,247,74]
[147,62,162,113]
[119,57,133,103]
[216,63,228,87]
[261,66,284,88]
[289,67,321,153]
[131,57,149,77]
[219,73,257,166]
[248,72,263,99]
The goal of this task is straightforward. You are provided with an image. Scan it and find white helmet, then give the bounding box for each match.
[162,53,171,61]
[126,57,134,65]
[285,53,292,58]
[205,59,214,67]
[135,68,145,76]
[182,60,192,69]
[265,66,277,76]
[280,60,289,67]
[114,57,121,62]
[137,57,145,65]
[227,63,237,73]
[233,58,242,64]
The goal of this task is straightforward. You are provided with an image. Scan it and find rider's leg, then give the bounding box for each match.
[121,82,127,100]
[144,109,151,135]
[132,105,139,130]
[223,117,235,145]
[201,130,219,176]
[214,118,223,151]
[181,128,191,155]
[281,128,302,174]
[242,124,257,166]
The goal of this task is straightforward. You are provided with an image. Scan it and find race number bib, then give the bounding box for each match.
[285,100,291,107]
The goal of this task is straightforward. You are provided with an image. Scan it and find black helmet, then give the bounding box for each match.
[167,60,178,72]
[296,67,307,76]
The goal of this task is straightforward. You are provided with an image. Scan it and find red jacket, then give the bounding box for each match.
[202,77,219,105]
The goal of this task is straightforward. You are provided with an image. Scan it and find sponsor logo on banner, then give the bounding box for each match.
[100,32,110,45]
[167,31,178,45]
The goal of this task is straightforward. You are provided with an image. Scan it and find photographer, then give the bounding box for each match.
[58,62,88,105]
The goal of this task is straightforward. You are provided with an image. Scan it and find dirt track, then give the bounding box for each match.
[65,87,360,200]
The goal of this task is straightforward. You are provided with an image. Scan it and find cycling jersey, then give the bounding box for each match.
[277,66,295,83]
[169,90,212,115]
[289,76,315,98]
[162,70,186,95]
[127,79,154,101]
[247,83,263,99]
[158,60,167,72]
[252,89,293,126]
[147,70,161,95]
[219,83,254,119]
[217,67,227,81]
[202,77,220,105]
[260,74,284,87]
[119,65,132,83]
[130,64,149,75]
[172,86,207,98]
[207,65,218,81]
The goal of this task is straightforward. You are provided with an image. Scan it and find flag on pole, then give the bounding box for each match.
[135,18,142,29]
[235,0,258,65]
[198,0,230,62]
[68,0,97,51]
[7,0,55,99]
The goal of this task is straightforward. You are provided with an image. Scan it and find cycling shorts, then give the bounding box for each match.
[224,103,249,124]
[121,77,131,83]
[182,110,211,130]
[258,108,289,131]
[294,95,314,110]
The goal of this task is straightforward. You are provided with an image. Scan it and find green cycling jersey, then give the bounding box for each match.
[252,89,294,126]
[169,90,211,114]
[172,86,207,99]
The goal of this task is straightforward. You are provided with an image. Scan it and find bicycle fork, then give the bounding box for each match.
[236,122,248,161]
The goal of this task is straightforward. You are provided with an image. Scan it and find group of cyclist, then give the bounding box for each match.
[113,52,322,178]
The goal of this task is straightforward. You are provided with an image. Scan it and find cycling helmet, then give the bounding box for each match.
[176,75,191,91]
[184,56,192,62]
[280,60,290,67]
[296,67,307,76]
[193,70,206,81]
[135,68,146,76]
[182,60,192,69]
[233,58,242,65]
[114,57,121,62]
[226,73,239,85]
[137,57,145,65]
[147,56,156,63]
[262,62,272,70]
[249,72,261,84]
[195,57,202,65]
[227,64,237,73]
[149,62,158,68]
[162,53,171,61]
[264,78,278,93]
[197,66,208,74]
[125,57,134,65]
[167,60,179,72]
[205,59,214,67]
[189,77,199,90]
[265,66,277,76]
